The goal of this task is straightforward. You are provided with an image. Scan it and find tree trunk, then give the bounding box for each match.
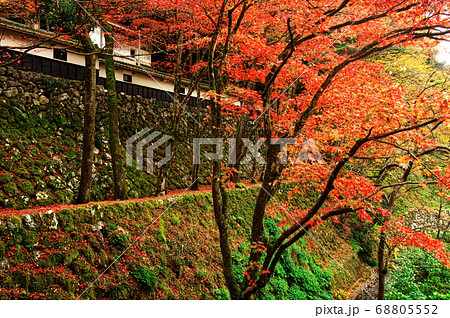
[230,114,249,183]
[190,83,202,190]
[241,145,280,297]
[76,35,98,204]
[377,161,413,299]
[377,230,387,300]
[103,23,128,200]
[156,166,168,195]
[212,159,240,299]
[210,90,240,298]
[190,163,200,190]
[154,35,185,195]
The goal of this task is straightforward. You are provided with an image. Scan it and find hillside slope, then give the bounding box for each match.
[0,187,370,299]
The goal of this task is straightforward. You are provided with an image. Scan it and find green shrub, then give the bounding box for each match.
[212,288,230,300]
[252,218,333,300]
[351,223,377,267]
[386,248,450,300]
[108,224,132,249]
[131,265,157,291]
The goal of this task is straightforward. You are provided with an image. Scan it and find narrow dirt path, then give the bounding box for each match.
[350,267,379,300]
[0,179,257,217]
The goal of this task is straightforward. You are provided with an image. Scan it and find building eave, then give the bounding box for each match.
[0,17,80,48]
[0,18,209,90]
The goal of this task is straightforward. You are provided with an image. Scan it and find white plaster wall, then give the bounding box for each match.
[0,29,86,66]
[1,27,209,99]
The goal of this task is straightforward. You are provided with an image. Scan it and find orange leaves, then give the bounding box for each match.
[322,172,381,214]
[356,209,373,222]
[376,208,390,216]
[436,166,450,191]
[388,220,450,267]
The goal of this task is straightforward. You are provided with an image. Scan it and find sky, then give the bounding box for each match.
[436,41,450,65]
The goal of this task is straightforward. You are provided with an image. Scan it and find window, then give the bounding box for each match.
[53,49,67,61]
[130,49,139,65]
[123,74,132,82]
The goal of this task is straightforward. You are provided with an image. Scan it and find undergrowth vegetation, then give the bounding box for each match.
[0,187,368,299]
[386,248,450,300]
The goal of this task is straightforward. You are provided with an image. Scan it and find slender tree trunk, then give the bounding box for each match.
[190,161,200,190]
[30,0,40,29]
[206,0,252,298]
[154,35,185,195]
[377,230,388,300]
[103,23,127,200]
[156,167,168,195]
[231,114,249,183]
[208,38,241,299]
[377,161,413,299]
[190,83,202,190]
[251,159,259,182]
[241,145,280,297]
[436,197,443,239]
[76,36,98,204]
[211,97,240,299]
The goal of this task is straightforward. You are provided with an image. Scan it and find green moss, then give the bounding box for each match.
[63,249,79,265]
[0,106,10,120]
[105,284,127,299]
[110,229,132,249]
[29,274,53,293]
[56,273,78,294]
[74,207,91,223]
[97,250,109,266]
[11,268,31,289]
[12,245,27,263]
[69,259,98,281]
[28,166,44,177]
[154,219,167,243]
[0,182,368,300]
[3,183,18,196]
[58,209,75,232]
[0,220,8,236]
[54,189,73,204]
[117,203,129,216]
[14,167,29,178]
[167,211,181,226]
[0,242,6,258]
[6,216,22,229]
[42,285,71,300]
[84,233,102,251]
[83,247,95,265]
[17,180,34,196]
[131,265,157,292]
[0,172,13,184]
[5,218,25,245]
[21,229,39,248]
[48,252,64,266]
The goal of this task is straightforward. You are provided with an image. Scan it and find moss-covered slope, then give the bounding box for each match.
[0,67,211,209]
[0,187,369,299]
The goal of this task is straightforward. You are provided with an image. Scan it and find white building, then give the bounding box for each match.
[0,18,207,107]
